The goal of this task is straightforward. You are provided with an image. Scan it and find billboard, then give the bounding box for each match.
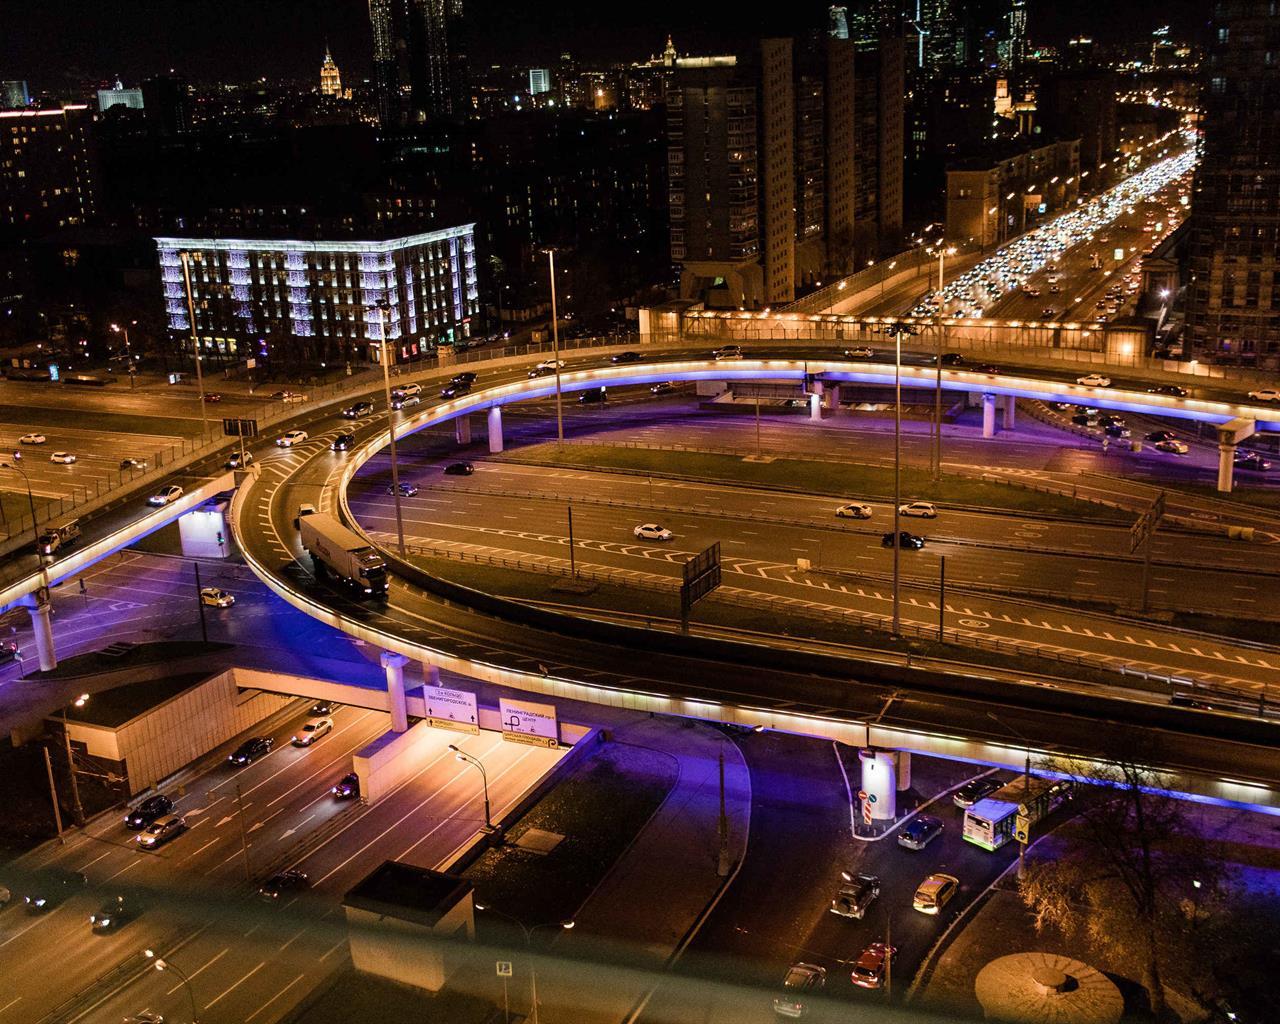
[499,697,559,748]
[424,686,479,734]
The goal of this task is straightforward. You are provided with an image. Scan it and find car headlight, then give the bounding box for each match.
[34,897,46,907]
[97,917,110,927]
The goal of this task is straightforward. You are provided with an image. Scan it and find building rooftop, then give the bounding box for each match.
[344,860,473,928]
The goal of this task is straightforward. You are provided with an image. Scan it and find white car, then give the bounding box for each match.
[530,359,565,377]
[199,587,235,608]
[292,717,334,747]
[835,503,872,519]
[712,345,743,360]
[1248,388,1280,403]
[148,485,183,507]
[49,452,77,464]
[18,433,45,445]
[1076,374,1112,387]
[898,501,938,519]
[843,347,875,359]
[633,523,673,541]
[276,429,309,448]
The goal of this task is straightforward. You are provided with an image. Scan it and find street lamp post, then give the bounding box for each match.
[145,949,198,1023]
[933,246,956,483]
[110,322,137,389]
[178,252,211,444]
[544,249,565,443]
[885,322,918,637]
[61,693,89,826]
[369,299,407,556]
[2,455,39,545]
[449,744,496,834]
[474,905,574,1024]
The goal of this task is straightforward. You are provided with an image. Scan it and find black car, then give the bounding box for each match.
[1097,414,1125,427]
[444,462,474,476]
[972,363,1001,374]
[882,531,925,550]
[331,433,356,452]
[311,702,336,716]
[939,352,965,366]
[953,777,1001,809]
[1147,384,1188,398]
[1072,412,1098,426]
[258,869,310,900]
[578,387,607,404]
[90,894,140,933]
[386,481,419,497]
[611,351,642,364]
[228,737,274,766]
[1235,450,1273,472]
[23,869,87,912]
[896,814,944,851]
[331,772,360,799]
[120,457,147,470]
[1104,423,1131,438]
[342,401,374,419]
[124,794,174,831]
[1145,430,1177,442]
[450,372,477,387]
[650,381,676,395]
[440,381,471,398]
[0,640,19,664]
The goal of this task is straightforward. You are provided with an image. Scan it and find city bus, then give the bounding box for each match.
[961,776,1073,851]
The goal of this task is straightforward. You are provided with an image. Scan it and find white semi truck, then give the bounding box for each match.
[298,509,388,598]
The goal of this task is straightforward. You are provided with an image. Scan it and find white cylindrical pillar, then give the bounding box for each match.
[809,392,822,422]
[454,415,472,446]
[487,406,503,454]
[859,748,897,821]
[381,651,409,732]
[982,393,996,438]
[29,597,56,672]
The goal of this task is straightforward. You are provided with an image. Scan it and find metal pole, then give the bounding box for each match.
[938,555,946,642]
[193,561,207,643]
[1140,528,1155,613]
[62,706,85,826]
[755,397,761,457]
[893,327,902,636]
[885,911,892,998]
[374,301,407,556]
[547,250,564,443]
[717,750,730,877]
[235,782,251,881]
[530,954,540,1024]
[43,745,65,842]
[179,252,210,444]
[567,504,576,578]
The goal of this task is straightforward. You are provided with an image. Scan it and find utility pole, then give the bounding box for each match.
[546,249,564,443]
[179,251,210,444]
[884,911,893,998]
[61,699,87,827]
[43,746,65,842]
[193,562,208,642]
[716,750,730,877]
[938,555,946,642]
[755,397,762,458]
[371,298,407,556]
[567,504,576,577]
[892,326,903,636]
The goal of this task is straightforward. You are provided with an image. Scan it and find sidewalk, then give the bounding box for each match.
[540,716,751,1024]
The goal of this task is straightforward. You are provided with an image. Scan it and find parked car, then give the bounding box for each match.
[443,462,474,476]
[124,794,174,831]
[331,772,360,799]
[882,531,925,550]
[829,873,880,920]
[136,814,187,850]
[912,873,960,915]
[228,737,274,766]
[331,433,356,452]
[199,587,235,608]
[90,894,140,933]
[292,717,333,747]
[386,481,419,497]
[49,451,77,464]
[773,963,825,1018]
[342,400,375,419]
[835,503,872,520]
[850,942,897,990]
[276,429,308,448]
[1077,374,1112,387]
[226,450,254,469]
[258,869,310,901]
[633,523,673,541]
[148,485,183,507]
[897,814,944,850]
[898,501,937,518]
[953,777,1000,809]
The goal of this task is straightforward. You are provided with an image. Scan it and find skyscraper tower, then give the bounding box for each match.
[369,0,402,125]
[850,0,899,47]
[320,45,343,97]
[1007,0,1028,73]
[829,6,850,40]
[369,0,466,124]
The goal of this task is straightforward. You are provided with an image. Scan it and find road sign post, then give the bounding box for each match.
[680,542,722,633]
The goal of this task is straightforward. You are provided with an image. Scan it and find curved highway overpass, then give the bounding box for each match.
[228,345,1280,810]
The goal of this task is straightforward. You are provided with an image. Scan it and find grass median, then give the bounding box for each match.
[494,442,1125,520]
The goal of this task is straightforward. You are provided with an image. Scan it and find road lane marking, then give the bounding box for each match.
[204,961,266,1009]
[167,948,229,995]
[244,973,307,1023]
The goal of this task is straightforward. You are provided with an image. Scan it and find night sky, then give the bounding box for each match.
[3,1,1208,91]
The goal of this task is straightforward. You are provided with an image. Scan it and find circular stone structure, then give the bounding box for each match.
[974,952,1123,1024]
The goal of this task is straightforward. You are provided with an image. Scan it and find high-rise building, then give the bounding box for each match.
[97,82,145,112]
[154,226,479,363]
[1,81,29,109]
[369,0,402,125]
[0,105,97,243]
[829,6,850,40]
[528,69,551,96]
[320,45,343,97]
[1005,0,1028,74]
[1185,0,1280,368]
[850,0,899,46]
[141,75,191,136]
[368,0,467,124]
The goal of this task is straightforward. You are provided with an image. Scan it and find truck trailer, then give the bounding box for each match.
[298,511,388,598]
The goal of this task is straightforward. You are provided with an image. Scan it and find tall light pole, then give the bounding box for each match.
[544,248,565,443]
[179,252,211,443]
[474,905,574,1024]
[933,246,956,483]
[369,299,406,556]
[110,321,137,389]
[449,743,496,834]
[61,693,89,826]
[2,455,39,545]
[145,949,198,1023]
[886,323,918,637]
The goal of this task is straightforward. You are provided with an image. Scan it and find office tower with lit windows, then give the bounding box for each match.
[0,104,97,243]
[829,6,850,40]
[1185,0,1280,368]
[369,0,402,125]
[849,0,899,46]
[369,0,467,124]
[320,45,343,97]
[1,81,29,109]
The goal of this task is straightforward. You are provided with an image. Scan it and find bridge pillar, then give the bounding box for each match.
[1218,442,1236,494]
[454,415,472,446]
[423,661,441,687]
[1002,396,1016,430]
[981,393,997,438]
[858,748,897,822]
[809,392,822,422]
[20,590,56,671]
[381,651,410,732]
[487,406,503,454]
[824,384,841,412]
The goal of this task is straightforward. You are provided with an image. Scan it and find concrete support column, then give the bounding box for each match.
[454,415,472,446]
[381,651,409,733]
[423,661,441,688]
[824,384,841,412]
[809,392,822,422]
[27,594,56,672]
[982,393,997,438]
[1218,442,1236,494]
[1002,396,1016,430]
[859,748,897,821]
[487,406,503,454]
